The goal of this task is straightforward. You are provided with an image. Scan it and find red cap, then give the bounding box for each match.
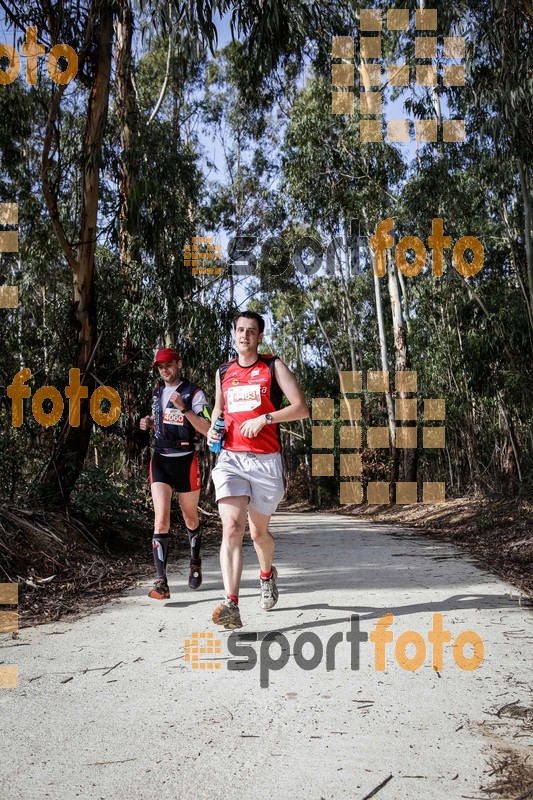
[153,347,181,366]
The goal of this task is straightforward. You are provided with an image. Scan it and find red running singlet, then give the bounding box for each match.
[219,355,283,453]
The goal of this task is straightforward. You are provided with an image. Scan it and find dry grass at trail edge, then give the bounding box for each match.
[330,497,533,600]
[0,502,222,628]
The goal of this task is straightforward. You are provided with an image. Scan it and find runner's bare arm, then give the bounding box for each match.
[239,359,309,438]
[169,390,211,437]
[184,411,210,437]
[207,370,225,446]
[272,359,310,421]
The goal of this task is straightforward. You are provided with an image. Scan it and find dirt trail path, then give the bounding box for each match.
[1,513,532,799]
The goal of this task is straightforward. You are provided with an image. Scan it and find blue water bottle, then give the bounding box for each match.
[209,414,225,454]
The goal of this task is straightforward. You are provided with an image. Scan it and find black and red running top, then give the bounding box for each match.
[151,379,204,455]
[219,355,283,453]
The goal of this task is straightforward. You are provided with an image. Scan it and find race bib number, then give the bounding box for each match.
[163,408,184,425]
[227,384,261,412]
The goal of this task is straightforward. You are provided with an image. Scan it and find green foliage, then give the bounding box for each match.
[0,0,530,510]
[70,467,148,527]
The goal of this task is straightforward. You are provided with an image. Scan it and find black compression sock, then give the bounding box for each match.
[152,533,169,580]
[187,524,202,561]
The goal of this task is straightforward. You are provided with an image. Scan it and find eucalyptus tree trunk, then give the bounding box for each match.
[419,0,443,158]
[39,2,114,504]
[371,251,396,499]
[117,0,142,477]
[518,161,533,321]
[341,219,364,370]
[386,251,417,484]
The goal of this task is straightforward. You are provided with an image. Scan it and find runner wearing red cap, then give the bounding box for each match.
[140,348,211,599]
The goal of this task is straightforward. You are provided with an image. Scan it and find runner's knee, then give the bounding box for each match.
[223,517,246,544]
[182,512,198,529]
[155,513,170,531]
[249,525,271,544]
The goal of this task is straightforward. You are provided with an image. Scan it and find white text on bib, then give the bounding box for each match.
[163,408,184,425]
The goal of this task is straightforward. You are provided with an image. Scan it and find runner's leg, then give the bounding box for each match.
[247,506,275,573]
[176,452,203,558]
[177,489,200,532]
[178,488,203,589]
[248,505,279,610]
[218,496,248,597]
[151,481,172,580]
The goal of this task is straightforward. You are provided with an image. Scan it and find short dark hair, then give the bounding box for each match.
[233,310,265,334]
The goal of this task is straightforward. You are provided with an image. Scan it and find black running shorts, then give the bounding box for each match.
[149,451,201,493]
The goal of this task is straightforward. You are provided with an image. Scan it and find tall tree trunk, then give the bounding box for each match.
[497,389,522,491]
[501,200,533,337]
[451,298,479,487]
[117,0,141,477]
[396,269,411,334]
[387,251,417,484]
[419,0,443,158]
[371,251,396,500]
[518,161,533,317]
[38,3,114,505]
[342,218,364,368]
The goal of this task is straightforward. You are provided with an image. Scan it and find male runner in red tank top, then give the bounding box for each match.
[207,311,309,629]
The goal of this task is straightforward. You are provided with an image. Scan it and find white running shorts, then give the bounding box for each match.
[211,450,285,517]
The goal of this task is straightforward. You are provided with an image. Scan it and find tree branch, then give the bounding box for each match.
[41,84,79,274]
[148,5,175,125]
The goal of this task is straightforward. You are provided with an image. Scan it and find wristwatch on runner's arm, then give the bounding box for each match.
[265,413,274,424]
